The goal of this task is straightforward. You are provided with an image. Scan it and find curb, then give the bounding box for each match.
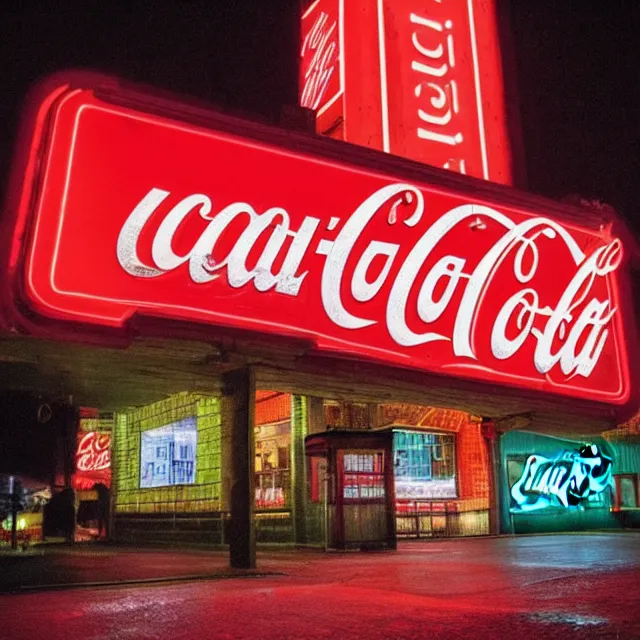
[2,570,286,595]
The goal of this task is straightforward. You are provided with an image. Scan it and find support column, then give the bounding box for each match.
[291,395,308,544]
[62,402,79,544]
[109,413,125,542]
[482,419,501,535]
[223,367,256,569]
[10,479,18,550]
[494,430,511,535]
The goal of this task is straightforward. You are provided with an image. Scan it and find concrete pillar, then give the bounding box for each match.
[222,367,256,569]
[109,413,124,542]
[494,430,512,534]
[482,419,501,535]
[10,480,18,550]
[291,395,308,544]
[62,402,79,544]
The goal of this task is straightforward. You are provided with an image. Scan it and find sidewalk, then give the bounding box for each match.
[2,535,640,640]
[2,531,639,594]
[0,543,287,593]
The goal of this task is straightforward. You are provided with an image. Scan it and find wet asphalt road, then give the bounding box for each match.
[1,534,639,639]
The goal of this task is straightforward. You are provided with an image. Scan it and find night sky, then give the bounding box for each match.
[507,1,639,229]
[0,1,638,230]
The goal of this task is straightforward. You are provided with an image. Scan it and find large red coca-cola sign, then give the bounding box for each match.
[2,74,635,406]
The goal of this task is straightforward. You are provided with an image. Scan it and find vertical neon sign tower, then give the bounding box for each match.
[300,0,512,185]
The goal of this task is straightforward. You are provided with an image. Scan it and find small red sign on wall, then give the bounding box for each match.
[76,432,111,473]
[1,73,636,410]
[73,431,111,489]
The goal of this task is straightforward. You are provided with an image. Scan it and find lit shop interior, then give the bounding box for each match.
[3,386,638,549]
[110,391,492,548]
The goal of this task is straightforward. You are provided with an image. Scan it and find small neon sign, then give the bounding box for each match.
[510,444,613,512]
[76,432,111,473]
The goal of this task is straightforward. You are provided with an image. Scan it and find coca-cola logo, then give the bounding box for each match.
[11,79,631,410]
[76,432,111,472]
[117,183,621,383]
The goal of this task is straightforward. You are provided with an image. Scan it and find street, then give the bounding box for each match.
[1,534,639,639]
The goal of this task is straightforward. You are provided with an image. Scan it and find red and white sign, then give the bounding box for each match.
[73,431,111,490]
[300,0,342,114]
[300,0,511,184]
[300,0,344,140]
[2,74,635,407]
[76,432,111,473]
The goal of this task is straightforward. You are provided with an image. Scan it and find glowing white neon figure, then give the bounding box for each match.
[510,444,613,512]
[415,81,460,126]
[443,158,466,174]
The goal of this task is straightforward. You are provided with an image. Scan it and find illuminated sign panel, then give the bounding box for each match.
[300,1,342,116]
[3,75,634,406]
[300,0,347,142]
[378,0,509,181]
[300,0,511,183]
[393,430,457,499]
[73,431,111,490]
[140,418,197,488]
[76,432,111,473]
[510,444,613,512]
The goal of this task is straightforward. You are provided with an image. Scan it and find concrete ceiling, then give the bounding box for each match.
[0,335,227,411]
[254,358,617,438]
[0,333,620,437]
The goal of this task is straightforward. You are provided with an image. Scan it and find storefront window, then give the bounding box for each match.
[342,451,385,500]
[139,417,197,488]
[393,430,457,499]
[617,475,638,508]
[254,420,291,509]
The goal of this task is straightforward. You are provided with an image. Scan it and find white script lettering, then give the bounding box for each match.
[116,184,622,380]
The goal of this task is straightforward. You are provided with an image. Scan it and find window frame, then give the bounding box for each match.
[614,474,639,510]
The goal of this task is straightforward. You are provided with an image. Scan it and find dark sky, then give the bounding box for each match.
[0,1,638,230]
[507,0,639,228]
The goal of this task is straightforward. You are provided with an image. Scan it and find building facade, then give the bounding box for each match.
[109,392,495,546]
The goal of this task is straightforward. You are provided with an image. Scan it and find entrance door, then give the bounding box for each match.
[337,450,387,546]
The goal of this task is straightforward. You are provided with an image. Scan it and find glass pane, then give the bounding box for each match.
[344,452,383,473]
[343,473,385,500]
[620,477,638,508]
[343,451,385,500]
[140,417,197,488]
[254,419,292,509]
[393,430,456,499]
